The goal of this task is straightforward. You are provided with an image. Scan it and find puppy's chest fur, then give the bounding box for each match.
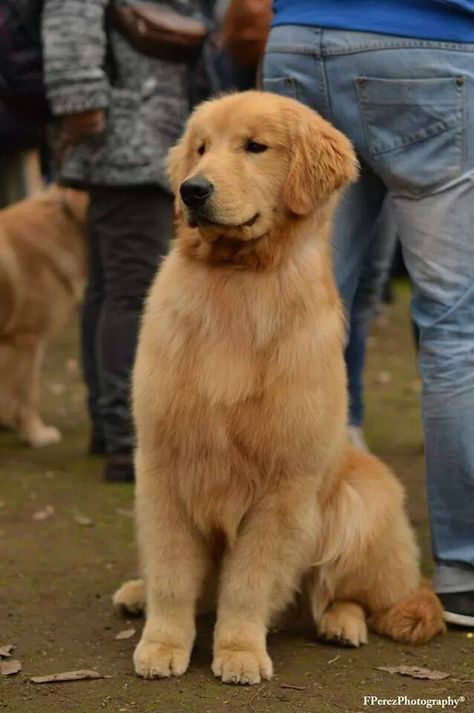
[137,249,346,538]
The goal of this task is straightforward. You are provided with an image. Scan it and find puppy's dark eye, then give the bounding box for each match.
[197,144,206,156]
[245,141,268,154]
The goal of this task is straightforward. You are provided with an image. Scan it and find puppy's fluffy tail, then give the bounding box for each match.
[369,579,446,644]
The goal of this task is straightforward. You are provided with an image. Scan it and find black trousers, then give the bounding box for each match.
[81,185,173,455]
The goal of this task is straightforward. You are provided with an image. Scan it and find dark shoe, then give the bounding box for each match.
[88,434,106,456]
[104,453,134,483]
[438,591,474,627]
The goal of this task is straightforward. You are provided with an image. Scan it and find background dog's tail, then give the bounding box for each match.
[369,579,446,644]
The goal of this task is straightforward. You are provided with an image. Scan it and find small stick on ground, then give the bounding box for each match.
[31,670,109,684]
[248,684,265,713]
[281,684,307,691]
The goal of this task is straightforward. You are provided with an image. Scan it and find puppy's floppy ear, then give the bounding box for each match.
[283,109,358,216]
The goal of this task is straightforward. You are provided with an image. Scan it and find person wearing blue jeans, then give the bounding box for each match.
[346,201,397,451]
[263,0,474,626]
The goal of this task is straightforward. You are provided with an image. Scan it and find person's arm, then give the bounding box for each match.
[42,0,109,140]
[221,0,273,71]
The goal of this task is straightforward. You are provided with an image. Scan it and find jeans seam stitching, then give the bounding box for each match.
[319,35,333,122]
[323,41,474,55]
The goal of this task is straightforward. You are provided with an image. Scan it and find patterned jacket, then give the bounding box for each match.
[42,1,207,189]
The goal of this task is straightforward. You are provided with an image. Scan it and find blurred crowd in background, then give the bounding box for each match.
[1,0,473,624]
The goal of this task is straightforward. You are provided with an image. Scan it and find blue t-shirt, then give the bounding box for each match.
[272,0,474,43]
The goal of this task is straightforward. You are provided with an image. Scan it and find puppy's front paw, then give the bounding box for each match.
[133,637,191,679]
[212,646,273,685]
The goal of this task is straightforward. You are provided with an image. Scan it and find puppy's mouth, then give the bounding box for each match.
[187,212,260,230]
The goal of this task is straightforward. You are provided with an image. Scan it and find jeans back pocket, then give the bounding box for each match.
[356,76,466,196]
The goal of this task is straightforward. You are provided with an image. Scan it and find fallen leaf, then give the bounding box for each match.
[375,665,449,680]
[31,669,107,684]
[281,683,307,691]
[115,628,136,640]
[32,505,54,521]
[114,508,134,519]
[1,659,22,675]
[73,514,93,527]
[0,644,13,658]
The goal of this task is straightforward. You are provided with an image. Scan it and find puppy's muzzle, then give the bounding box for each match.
[180,176,214,209]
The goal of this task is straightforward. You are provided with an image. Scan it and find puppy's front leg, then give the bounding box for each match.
[133,457,209,679]
[213,489,318,685]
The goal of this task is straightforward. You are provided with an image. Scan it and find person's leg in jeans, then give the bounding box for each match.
[81,205,106,454]
[346,201,397,450]
[263,27,474,621]
[335,47,474,618]
[88,185,173,480]
[393,177,474,622]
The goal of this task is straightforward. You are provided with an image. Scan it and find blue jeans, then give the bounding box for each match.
[346,200,397,427]
[263,27,474,593]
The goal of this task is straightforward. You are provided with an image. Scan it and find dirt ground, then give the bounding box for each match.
[1,282,472,713]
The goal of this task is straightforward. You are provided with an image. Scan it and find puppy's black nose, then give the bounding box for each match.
[180,176,214,208]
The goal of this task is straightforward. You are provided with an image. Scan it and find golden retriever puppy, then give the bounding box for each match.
[115,91,444,685]
[0,185,87,446]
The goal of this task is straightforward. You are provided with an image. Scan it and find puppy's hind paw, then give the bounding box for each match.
[318,601,368,647]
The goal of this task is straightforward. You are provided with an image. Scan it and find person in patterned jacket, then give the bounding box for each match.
[42,0,212,481]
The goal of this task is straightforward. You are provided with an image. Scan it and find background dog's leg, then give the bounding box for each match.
[133,457,210,680]
[15,337,61,447]
[212,488,319,685]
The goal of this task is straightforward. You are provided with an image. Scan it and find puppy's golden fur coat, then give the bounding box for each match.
[0,185,87,446]
[114,91,444,684]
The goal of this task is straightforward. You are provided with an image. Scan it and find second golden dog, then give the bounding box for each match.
[0,186,87,446]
